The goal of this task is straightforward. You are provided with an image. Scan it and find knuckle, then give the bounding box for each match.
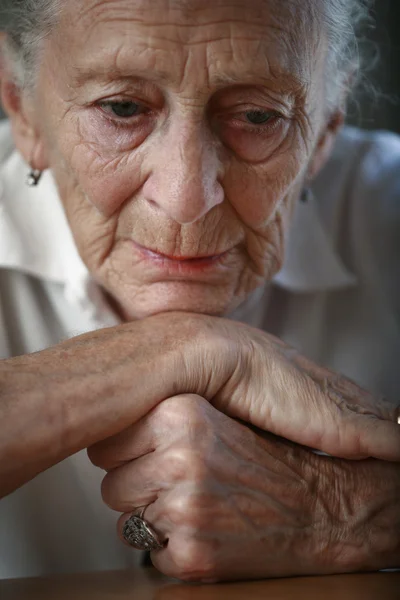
[150,396,194,428]
[170,539,216,582]
[164,446,208,482]
[152,397,182,422]
[157,394,207,423]
[165,492,209,530]
[180,394,208,412]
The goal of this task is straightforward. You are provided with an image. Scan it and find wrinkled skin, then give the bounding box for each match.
[5,0,338,320]
[89,395,400,582]
[2,311,399,498]
[1,0,399,581]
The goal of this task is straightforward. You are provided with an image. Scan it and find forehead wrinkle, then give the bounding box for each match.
[69,41,307,97]
[64,0,312,45]
[72,0,290,25]
[68,25,308,83]
[56,0,320,98]
[71,0,317,24]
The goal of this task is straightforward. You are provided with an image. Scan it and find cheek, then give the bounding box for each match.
[53,114,148,217]
[222,133,308,274]
[225,149,305,230]
[75,151,145,217]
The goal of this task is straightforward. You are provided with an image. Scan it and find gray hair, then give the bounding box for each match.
[0,0,61,89]
[322,0,376,109]
[0,0,375,109]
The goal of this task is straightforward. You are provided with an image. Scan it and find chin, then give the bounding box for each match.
[115,281,245,321]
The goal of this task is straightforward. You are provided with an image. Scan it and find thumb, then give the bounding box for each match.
[214,347,400,462]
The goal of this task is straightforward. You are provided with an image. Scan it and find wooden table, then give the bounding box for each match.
[1,568,399,600]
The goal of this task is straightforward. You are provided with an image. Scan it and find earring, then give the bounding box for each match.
[26,168,43,187]
[300,188,312,203]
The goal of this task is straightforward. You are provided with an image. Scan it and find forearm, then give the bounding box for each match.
[0,316,190,498]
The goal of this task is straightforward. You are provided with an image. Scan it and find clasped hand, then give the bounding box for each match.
[88,314,400,582]
[89,395,332,581]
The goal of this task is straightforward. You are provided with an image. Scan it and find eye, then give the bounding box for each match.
[100,101,143,118]
[245,110,274,125]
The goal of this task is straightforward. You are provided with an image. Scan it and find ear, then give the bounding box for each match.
[0,50,48,171]
[307,107,345,181]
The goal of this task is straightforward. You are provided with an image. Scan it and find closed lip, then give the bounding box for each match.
[132,241,231,264]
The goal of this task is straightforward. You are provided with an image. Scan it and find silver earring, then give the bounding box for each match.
[27,169,43,187]
[301,188,312,203]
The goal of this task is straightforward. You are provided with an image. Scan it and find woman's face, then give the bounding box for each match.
[19,0,335,319]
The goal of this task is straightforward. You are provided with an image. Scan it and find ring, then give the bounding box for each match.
[122,506,166,552]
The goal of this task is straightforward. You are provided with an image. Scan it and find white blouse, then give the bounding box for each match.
[0,121,399,579]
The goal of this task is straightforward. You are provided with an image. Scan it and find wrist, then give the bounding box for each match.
[155,312,241,400]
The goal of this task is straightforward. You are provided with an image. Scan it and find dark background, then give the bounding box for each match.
[349,0,400,133]
[0,0,400,133]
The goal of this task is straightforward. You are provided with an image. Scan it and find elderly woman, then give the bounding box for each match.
[0,0,399,583]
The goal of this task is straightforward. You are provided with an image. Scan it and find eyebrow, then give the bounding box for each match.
[212,71,306,91]
[70,66,171,88]
[71,64,306,95]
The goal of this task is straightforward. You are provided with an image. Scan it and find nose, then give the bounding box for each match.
[142,122,224,224]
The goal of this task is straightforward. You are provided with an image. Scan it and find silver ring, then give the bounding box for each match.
[122,506,166,552]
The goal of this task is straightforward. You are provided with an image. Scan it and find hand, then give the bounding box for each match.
[88,395,400,582]
[144,312,398,460]
[2,311,399,498]
[197,315,400,461]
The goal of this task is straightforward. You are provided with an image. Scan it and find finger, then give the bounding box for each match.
[116,509,213,583]
[306,384,400,461]
[117,507,169,553]
[101,432,215,513]
[89,394,215,471]
[150,534,218,583]
[282,352,400,461]
[100,452,165,512]
[88,416,158,471]
[277,392,400,462]
[89,395,187,470]
[343,413,400,462]
[150,535,193,581]
[117,501,170,553]
[295,404,400,461]
[222,350,400,461]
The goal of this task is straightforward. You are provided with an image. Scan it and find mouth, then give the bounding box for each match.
[131,241,232,273]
